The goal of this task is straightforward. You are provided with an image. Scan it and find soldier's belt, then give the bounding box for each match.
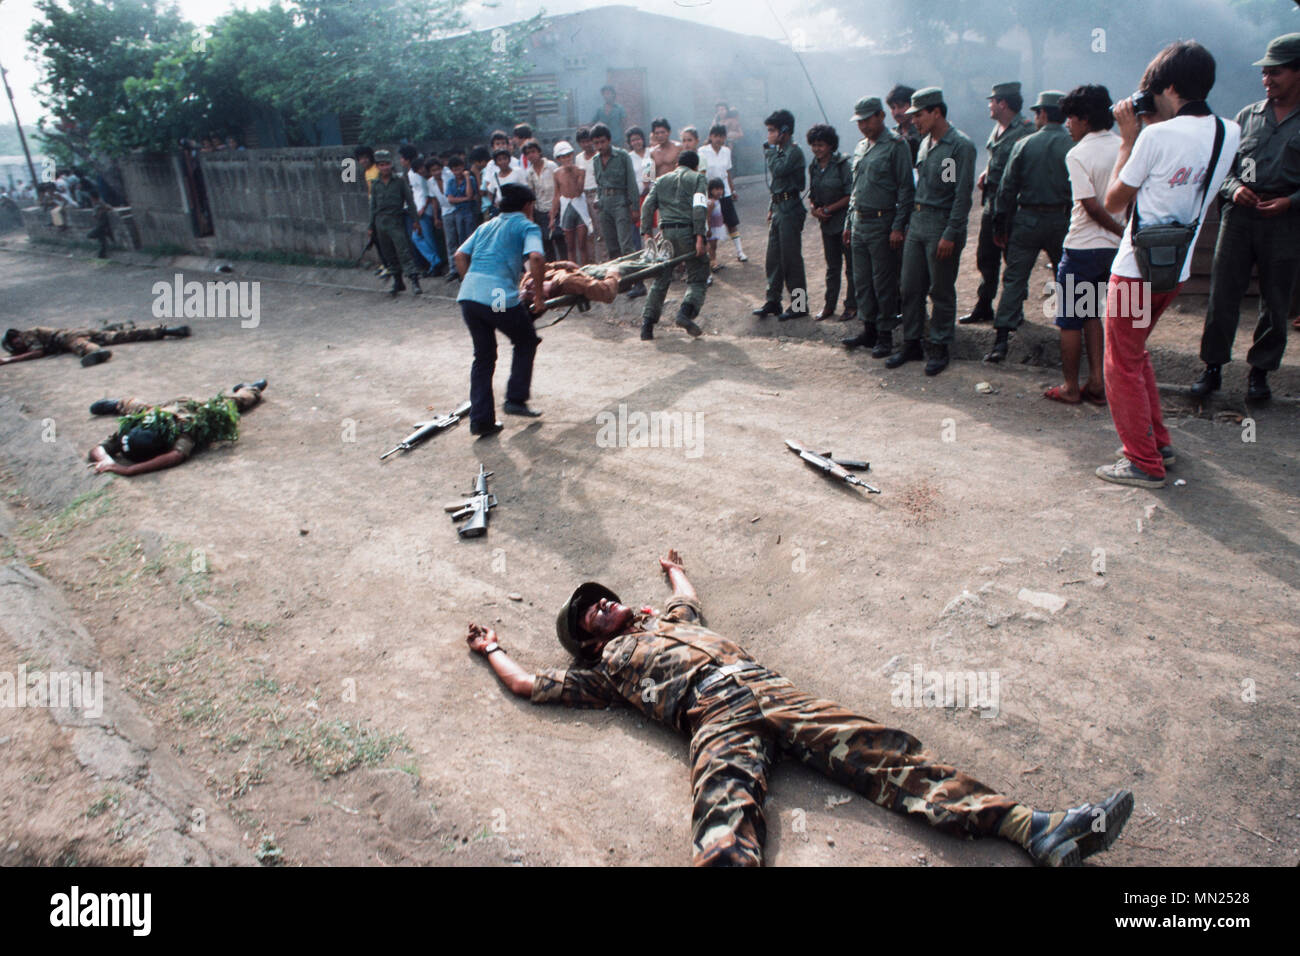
[600,188,627,197]
[691,661,766,700]
[660,221,693,230]
[771,191,799,202]
[1019,203,1071,212]
[855,207,891,219]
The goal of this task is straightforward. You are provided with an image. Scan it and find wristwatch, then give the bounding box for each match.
[483,642,503,655]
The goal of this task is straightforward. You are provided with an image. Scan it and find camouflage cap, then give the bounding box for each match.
[555,581,621,660]
[373,149,394,164]
[1032,90,1066,110]
[905,87,944,115]
[988,81,1022,99]
[1253,33,1300,67]
[852,96,885,121]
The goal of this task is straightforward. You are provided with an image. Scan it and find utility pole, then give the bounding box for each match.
[0,55,40,190]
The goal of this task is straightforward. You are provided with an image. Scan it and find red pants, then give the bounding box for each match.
[1104,276,1181,479]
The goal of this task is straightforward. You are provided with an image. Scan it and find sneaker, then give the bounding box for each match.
[1095,459,1165,488]
[1115,446,1175,467]
[737,253,748,262]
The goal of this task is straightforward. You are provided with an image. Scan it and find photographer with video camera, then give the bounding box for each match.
[1096,40,1239,489]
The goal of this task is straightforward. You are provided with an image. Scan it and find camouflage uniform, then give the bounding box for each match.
[532,595,1018,866]
[99,385,262,462]
[11,324,175,362]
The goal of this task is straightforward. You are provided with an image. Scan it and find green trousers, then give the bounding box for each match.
[993,209,1069,330]
[373,214,417,277]
[900,207,966,345]
[764,199,807,307]
[599,201,638,259]
[972,207,1006,315]
[850,215,900,332]
[642,227,709,323]
[1200,203,1300,372]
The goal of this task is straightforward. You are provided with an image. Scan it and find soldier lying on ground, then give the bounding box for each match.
[2,323,190,367]
[467,548,1134,867]
[85,380,266,477]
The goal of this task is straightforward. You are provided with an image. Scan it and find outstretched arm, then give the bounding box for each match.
[467,623,535,698]
[659,548,697,603]
[89,444,186,476]
[0,349,46,365]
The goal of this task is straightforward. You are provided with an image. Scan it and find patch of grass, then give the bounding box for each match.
[177,690,218,725]
[280,719,410,780]
[22,487,113,546]
[86,790,121,819]
[254,834,284,865]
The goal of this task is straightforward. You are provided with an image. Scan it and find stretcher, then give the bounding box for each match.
[528,241,703,327]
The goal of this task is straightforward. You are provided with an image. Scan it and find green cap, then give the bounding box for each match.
[1032,90,1065,110]
[1253,33,1300,67]
[905,87,944,116]
[988,81,1021,99]
[555,581,621,660]
[852,96,884,121]
[373,149,394,164]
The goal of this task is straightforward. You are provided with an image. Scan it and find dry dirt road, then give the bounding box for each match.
[0,223,1296,868]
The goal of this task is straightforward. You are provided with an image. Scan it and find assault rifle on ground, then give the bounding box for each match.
[380,399,471,460]
[445,464,497,538]
[785,438,880,494]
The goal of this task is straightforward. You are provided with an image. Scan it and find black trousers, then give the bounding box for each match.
[972,208,1006,314]
[460,299,541,426]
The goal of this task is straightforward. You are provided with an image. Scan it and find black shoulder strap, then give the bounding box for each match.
[1133,116,1224,232]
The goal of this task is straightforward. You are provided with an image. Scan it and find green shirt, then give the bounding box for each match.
[641,166,709,236]
[807,152,853,233]
[1220,100,1300,206]
[766,143,806,202]
[848,131,916,233]
[915,126,978,242]
[994,123,1073,226]
[369,173,417,228]
[594,146,641,209]
[982,116,1035,207]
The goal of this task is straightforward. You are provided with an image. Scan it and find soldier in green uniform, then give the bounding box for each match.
[1191,33,1300,403]
[805,124,855,320]
[960,82,1035,326]
[887,84,922,163]
[985,91,1074,363]
[841,97,915,358]
[86,380,266,477]
[367,150,423,297]
[638,151,709,340]
[751,109,809,321]
[590,123,647,298]
[2,323,190,368]
[892,88,977,376]
[466,547,1135,867]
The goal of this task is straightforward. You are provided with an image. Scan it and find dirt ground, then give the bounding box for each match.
[0,189,1297,868]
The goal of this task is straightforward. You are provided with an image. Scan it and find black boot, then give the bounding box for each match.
[1189,363,1222,398]
[1026,790,1134,867]
[885,339,924,369]
[924,342,950,376]
[640,318,655,341]
[958,305,993,325]
[627,281,648,299]
[984,328,1010,363]
[164,325,191,338]
[842,324,877,349]
[89,399,121,416]
[232,379,268,393]
[409,275,423,296]
[871,329,894,359]
[80,349,111,367]
[751,302,781,318]
[674,302,703,337]
[389,274,406,297]
[1246,366,1271,402]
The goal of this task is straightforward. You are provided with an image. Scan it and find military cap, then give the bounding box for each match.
[1031,90,1066,110]
[905,87,944,115]
[852,96,885,121]
[555,581,621,660]
[987,81,1022,99]
[1253,33,1300,67]
[373,149,394,164]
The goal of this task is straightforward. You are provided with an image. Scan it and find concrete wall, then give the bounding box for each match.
[118,152,201,251]
[21,204,140,250]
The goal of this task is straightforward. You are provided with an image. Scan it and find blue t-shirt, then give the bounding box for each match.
[445,173,478,225]
[455,212,545,308]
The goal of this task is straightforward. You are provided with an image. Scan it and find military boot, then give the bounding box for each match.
[1025,790,1134,867]
[389,274,406,297]
[984,329,1010,363]
[924,342,949,376]
[409,275,423,296]
[674,302,703,338]
[640,318,656,341]
[1189,364,1221,398]
[233,379,268,393]
[164,326,191,338]
[80,349,111,367]
[871,329,894,359]
[841,324,877,350]
[89,399,121,416]
[884,339,924,369]
[1246,367,1271,402]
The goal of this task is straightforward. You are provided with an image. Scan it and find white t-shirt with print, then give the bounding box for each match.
[1111,113,1240,280]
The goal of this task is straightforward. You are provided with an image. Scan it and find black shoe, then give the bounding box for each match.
[984,329,1010,363]
[674,313,703,337]
[1026,789,1134,867]
[503,401,542,417]
[842,325,877,350]
[232,379,268,393]
[389,275,406,296]
[469,420,504,436]
[627,282,648,299]
[640,319,655,341]
[164,325,191,338]
[409,276,423,296]
[89,399,120,416]
[778,308,809,321]
[958,307,993,325]
[884,339,924,369]
[871,330,894,359]
[80,349,111,367]
[924,343,950,376]
[751,302,782,318]
[1246,367,1271,402]
[445,272,459,284]
[1189,364,1221,398]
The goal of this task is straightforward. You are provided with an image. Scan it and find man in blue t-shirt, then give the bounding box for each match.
[454,183,550,435]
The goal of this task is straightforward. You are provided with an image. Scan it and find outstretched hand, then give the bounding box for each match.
[466,622,497,654]
[659,548,685,574]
